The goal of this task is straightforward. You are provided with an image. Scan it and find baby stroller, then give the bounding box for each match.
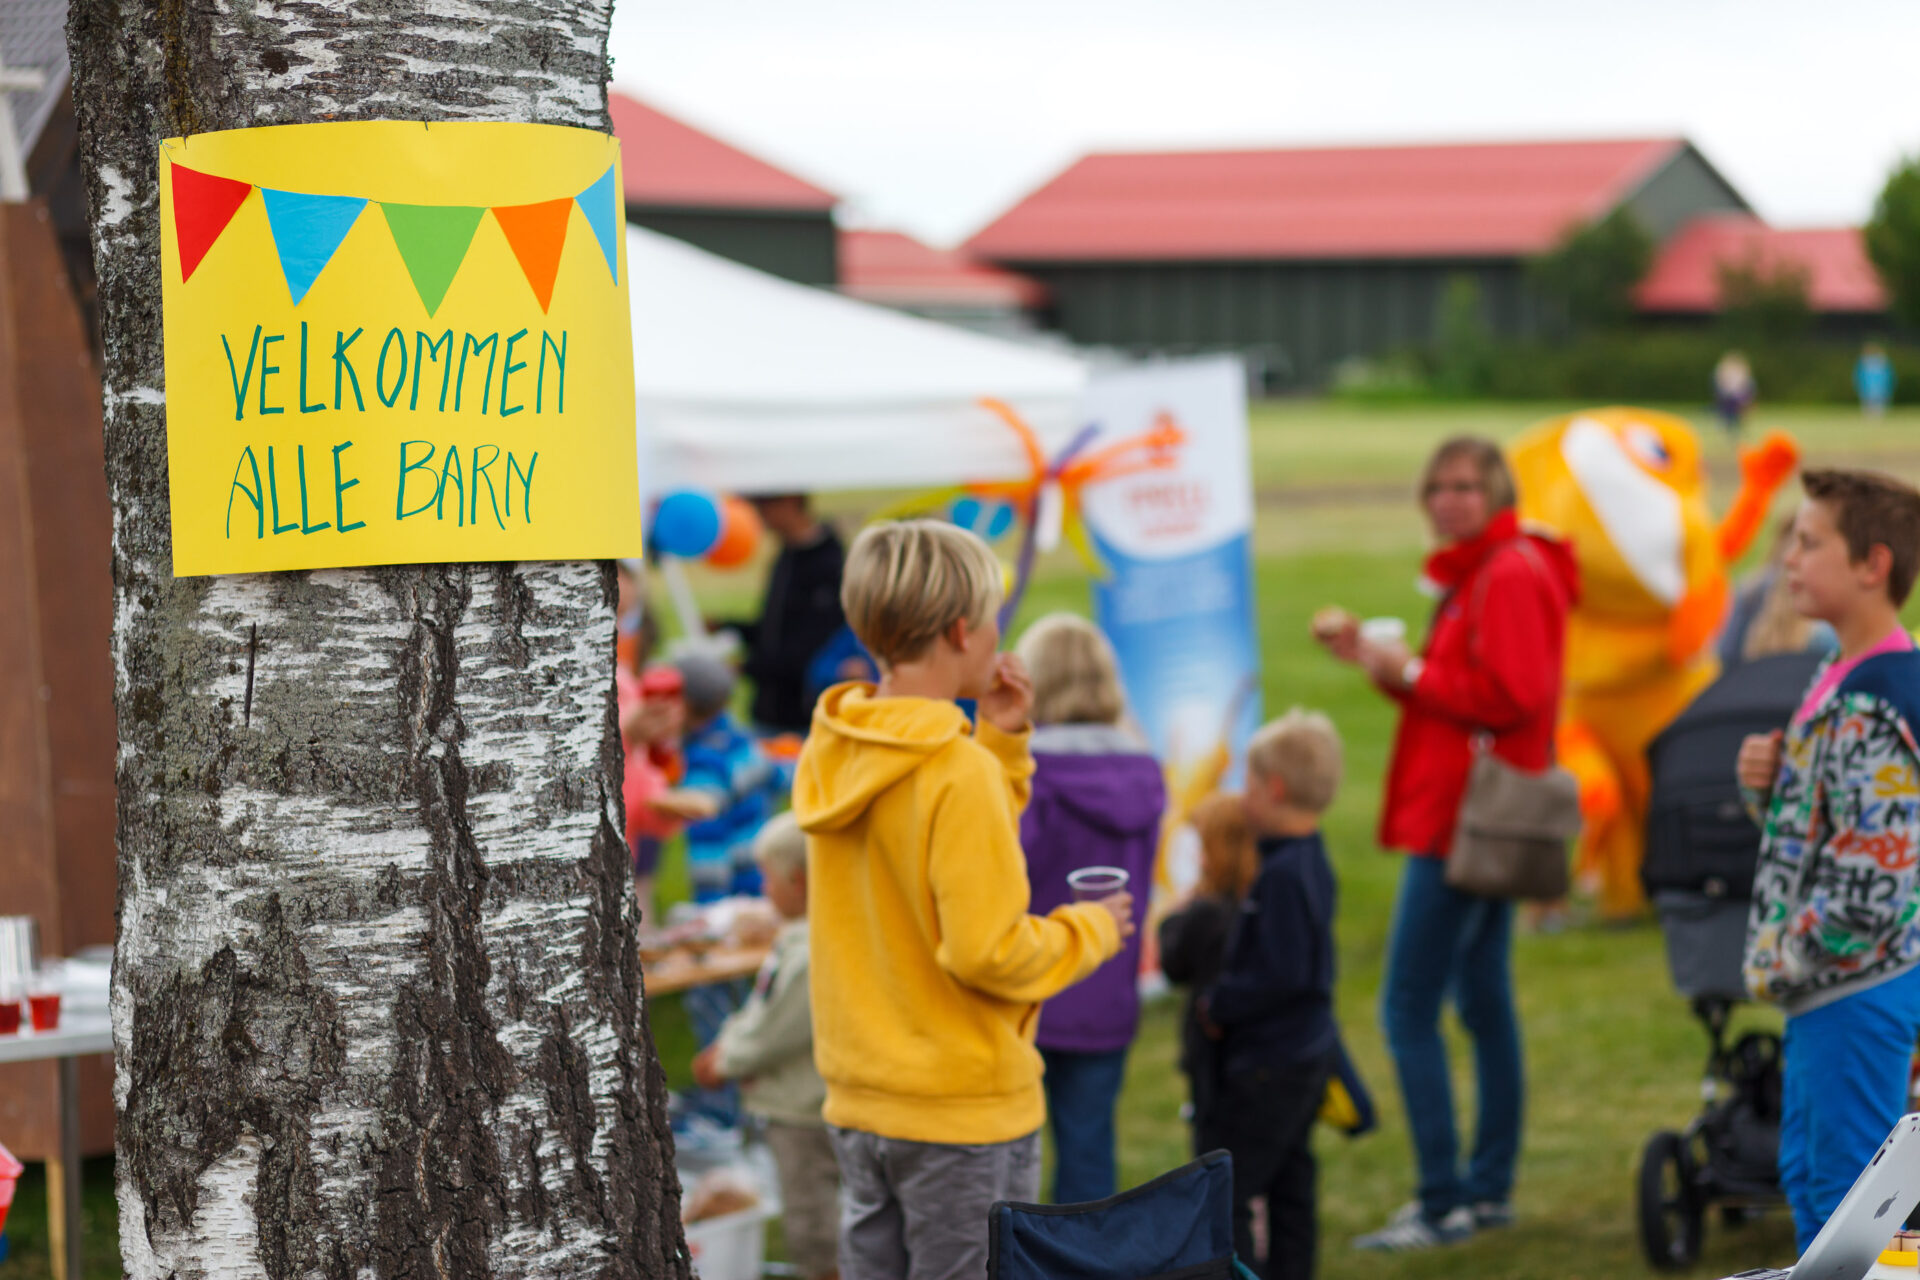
[1635,651,1820,1269]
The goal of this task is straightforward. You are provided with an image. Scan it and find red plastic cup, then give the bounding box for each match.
[0,1000,20,1035]
[27,992,59,1032]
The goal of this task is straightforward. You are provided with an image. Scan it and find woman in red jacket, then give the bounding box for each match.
[1317,437,1577,1253]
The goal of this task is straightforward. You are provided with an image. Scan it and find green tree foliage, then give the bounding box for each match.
[1531,207,1656,332]
[1432,274,1493,395]
[1717,251,1813,343]
[1866,156,1920,329]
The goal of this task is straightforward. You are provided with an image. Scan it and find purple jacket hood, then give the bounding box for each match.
[1020,723,1168,1053]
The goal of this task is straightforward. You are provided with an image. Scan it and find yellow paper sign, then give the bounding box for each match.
[159,121,643,575]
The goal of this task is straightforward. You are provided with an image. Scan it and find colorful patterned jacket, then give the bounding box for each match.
[1743,651,1920,1014]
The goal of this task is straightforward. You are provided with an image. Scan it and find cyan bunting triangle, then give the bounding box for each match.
[574,166,619,284]
[491,197,574,312]
[171,163,254,283]
[380,203,486,316]
[261,189,369,305]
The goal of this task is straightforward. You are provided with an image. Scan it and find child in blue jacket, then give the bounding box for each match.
[675,653,775,902]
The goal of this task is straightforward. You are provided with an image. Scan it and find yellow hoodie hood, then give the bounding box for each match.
[791,682,1123,1144]
[792,683,970,834]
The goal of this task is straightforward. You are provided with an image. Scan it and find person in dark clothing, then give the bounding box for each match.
[1158,792,1260,1150]
[1195,710,1344,1280]
[734,495,849,734]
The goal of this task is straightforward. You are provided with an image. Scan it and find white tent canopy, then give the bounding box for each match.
[630,225,1089,496]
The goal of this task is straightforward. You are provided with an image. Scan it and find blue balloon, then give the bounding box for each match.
[984,502,1016,540]
[652,490,722,558]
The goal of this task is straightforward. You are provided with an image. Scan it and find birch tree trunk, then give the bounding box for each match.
[64,3,688,1276]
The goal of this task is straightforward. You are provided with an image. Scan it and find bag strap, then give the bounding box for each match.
[1461,534,1559,765]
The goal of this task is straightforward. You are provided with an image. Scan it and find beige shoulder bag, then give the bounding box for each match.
[1440,541,1582,901]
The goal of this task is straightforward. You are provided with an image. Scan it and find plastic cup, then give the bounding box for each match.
[0,1000,20,1036]
[27,992,58,1033]
[1360,617,1407,645]
[1068,867,1130,902]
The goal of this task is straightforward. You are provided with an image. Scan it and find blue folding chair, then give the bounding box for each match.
[987,1149,1257,1279]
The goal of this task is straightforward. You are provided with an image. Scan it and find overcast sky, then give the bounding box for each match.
[608,0,1920,248]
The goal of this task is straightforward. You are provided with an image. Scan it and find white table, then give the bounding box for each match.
[0,1012,110,1280]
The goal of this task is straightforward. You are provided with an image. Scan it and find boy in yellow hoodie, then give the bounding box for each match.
[793,519,1134,1280]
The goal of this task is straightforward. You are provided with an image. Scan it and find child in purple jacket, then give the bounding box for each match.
[1016,614,1167,1203]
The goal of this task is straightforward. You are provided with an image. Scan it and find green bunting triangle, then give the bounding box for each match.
[380,203,487,316]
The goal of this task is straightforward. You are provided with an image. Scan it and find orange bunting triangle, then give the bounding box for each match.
[490,197,574,312]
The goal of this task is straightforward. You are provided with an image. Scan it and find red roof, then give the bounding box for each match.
[609,92,837,212]
[1636,215,1887,313]
[838,230,1047,309]
[967,138,1686,263]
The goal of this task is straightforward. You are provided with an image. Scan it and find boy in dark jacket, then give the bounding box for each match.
[1198,709,1343,1280]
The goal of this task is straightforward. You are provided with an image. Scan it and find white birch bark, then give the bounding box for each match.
[64,2,688,1276]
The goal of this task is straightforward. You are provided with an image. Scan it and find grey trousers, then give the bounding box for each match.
[828,1124,1042,1280]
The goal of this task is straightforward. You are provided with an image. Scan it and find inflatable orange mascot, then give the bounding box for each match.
[1508,409,1799,921]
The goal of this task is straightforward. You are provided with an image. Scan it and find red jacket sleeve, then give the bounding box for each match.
[1408,551,1562,733]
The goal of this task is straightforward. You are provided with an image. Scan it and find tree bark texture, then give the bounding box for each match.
[64,3,688,1276]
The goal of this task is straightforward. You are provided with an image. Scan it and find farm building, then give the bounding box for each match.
[1635,213,1887,338]
[837,227,1046,336]
[610,92,840,286]
[964,137,1799,386]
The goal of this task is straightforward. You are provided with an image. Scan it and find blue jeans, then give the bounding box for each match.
[1780,967,1920,1251]
[1041,1047,1130,1203]
[1381,855,1523,1221]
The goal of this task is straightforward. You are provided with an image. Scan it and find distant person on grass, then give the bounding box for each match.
[1737,470,1920,1250]
[1315,437,1577,1251]
[792,520,1132,1280]
[1015,613,1166,1204]
[735,493,849,735]
[1857,343,1895,418]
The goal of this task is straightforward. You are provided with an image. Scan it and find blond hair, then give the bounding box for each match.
[1246,708,1343,814]
[752,811,807,881]
[842,520,1003,667]
[1016,613,1126,726]
[1191,793,1259,900]
[1420,436,1517,513]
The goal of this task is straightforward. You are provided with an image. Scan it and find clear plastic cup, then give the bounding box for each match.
[1067,867,1130,902]
[1360,617,1407,645]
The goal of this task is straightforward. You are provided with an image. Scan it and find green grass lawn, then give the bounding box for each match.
[33,399,1920,1279]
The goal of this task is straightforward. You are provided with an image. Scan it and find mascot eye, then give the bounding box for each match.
[1623,425,1672,471]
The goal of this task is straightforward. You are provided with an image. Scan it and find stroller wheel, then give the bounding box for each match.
[1639,1131,1705,1269]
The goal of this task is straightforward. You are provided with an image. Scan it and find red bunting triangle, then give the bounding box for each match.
[171,163,254,283]
[491,197,573,312]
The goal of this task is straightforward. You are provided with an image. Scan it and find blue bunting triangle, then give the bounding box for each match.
[261,188,369,305]
[574,165,620,284]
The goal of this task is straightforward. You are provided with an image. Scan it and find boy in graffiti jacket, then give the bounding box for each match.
[1738,469,1920,1251]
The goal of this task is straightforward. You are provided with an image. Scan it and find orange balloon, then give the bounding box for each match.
[705,496,763,569]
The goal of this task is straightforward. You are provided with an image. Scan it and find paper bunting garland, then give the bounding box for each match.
[171,164,255,282]
[261,189,369,305]
[491,197,575,313]
[169,160,620,314]
[575,165,621,285]
[380,203,486,317]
